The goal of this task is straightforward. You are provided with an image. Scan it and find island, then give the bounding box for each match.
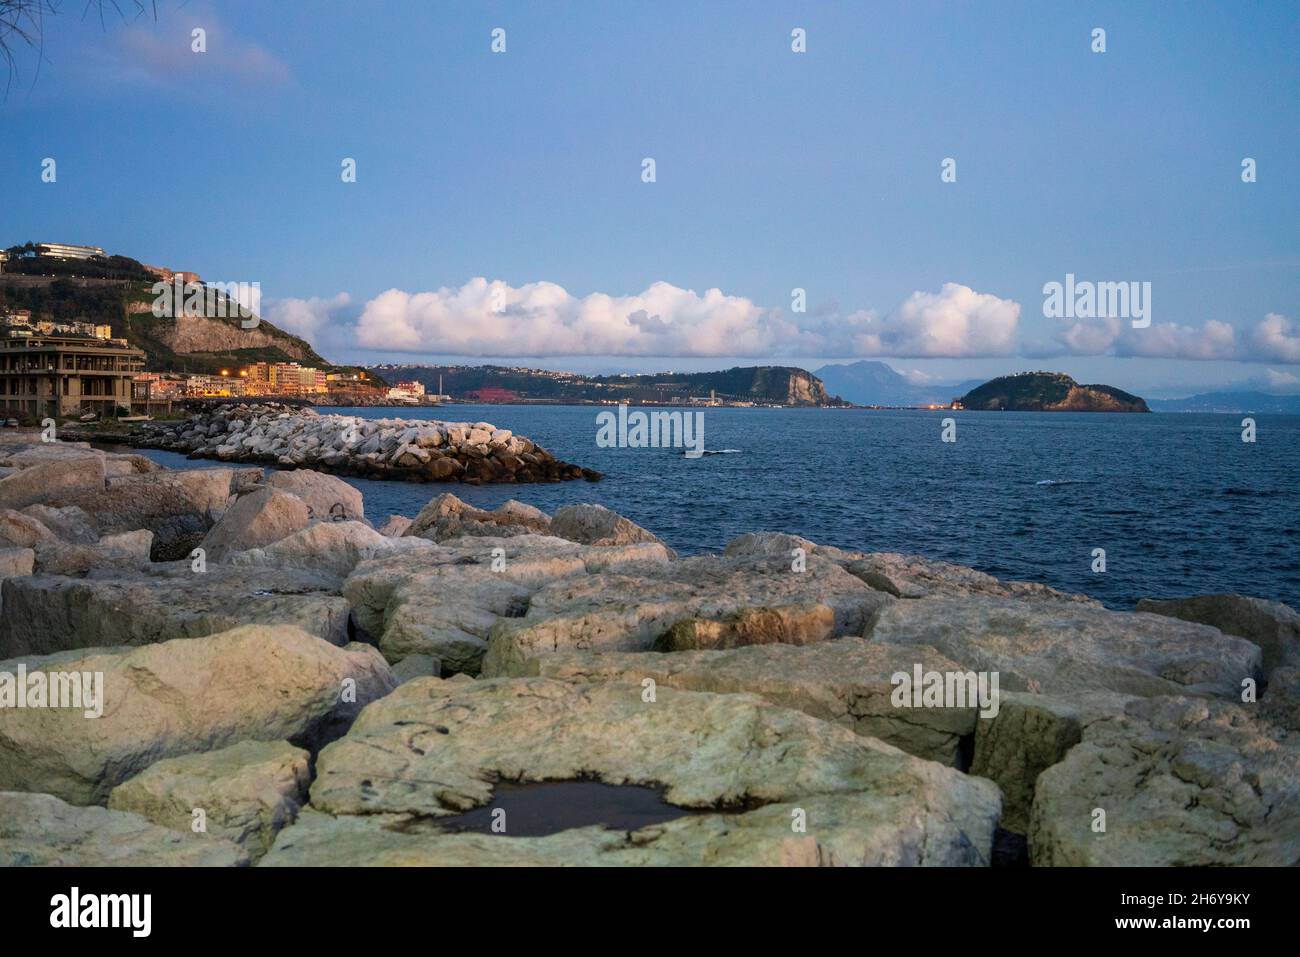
[957,372,1149,412]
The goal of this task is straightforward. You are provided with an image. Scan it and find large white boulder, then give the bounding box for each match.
[0,624,396,805]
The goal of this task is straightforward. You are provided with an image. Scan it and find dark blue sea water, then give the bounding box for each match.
[134,406,1300,610]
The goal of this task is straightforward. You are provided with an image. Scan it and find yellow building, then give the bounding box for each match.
[238,361,328,397]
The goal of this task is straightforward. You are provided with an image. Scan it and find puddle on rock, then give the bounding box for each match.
[433,780,708,837]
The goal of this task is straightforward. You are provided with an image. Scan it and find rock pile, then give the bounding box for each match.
[1,429,1297,868]
[129,403,602,484]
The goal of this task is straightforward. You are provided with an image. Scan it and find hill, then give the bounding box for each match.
[1,247,339,376]
[959,372,1149,412]
[370,364,847,406]
[814,360,915,405]
[815,360,982,406]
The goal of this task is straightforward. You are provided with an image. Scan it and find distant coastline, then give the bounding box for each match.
[6,247,1292,420]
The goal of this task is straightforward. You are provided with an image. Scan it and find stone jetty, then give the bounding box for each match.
[93,403,602,484]
[1,430,1297,867]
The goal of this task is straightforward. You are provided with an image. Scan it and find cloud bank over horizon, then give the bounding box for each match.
[293,279,1023,360]
[266,278,1298,367]
[1037,312,1300,363]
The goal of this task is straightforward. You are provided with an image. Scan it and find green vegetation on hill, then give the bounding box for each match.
[0,277,125,325]
[0,246,348,376]
[3,243,155,282]
[370,364,845,406]
[959,372,1149,412]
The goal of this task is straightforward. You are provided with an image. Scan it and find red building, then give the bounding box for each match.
[467,387,518,403]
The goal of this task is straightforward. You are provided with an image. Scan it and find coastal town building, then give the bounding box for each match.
[1,329,145,418]
[325,370,386,402]
[239,361,329,397]
[3,312,116,341]
[386,380,426,402]
[467,386,518,403]
[130,371,249,416]
[133,371,246,400]
[326,371,366,388]
[143,264,202,285]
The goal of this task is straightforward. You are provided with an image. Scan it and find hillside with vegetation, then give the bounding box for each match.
[959,372,1149,412]
[0,244,348,377]
[371,364,847,406]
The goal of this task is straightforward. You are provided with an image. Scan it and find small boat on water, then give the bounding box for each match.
[117,415,154,422]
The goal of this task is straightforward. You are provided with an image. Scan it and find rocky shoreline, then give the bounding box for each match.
[1,431,1297,867]
[64,403,602,484]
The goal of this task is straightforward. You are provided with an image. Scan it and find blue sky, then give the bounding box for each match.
[3,0,1297,396]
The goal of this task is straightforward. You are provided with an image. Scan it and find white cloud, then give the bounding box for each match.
[1046,313,1297,363]
[356,279,778,356]
[353,278,1020,359]
[265,293,352,340]
[262,293,355,358]
[849,283,1021,358]
[1261,368,1300,393]
[284,274,1297,369]
[1117,319,1237,360]
[1053,316,1123,356]
[1248,313,1300,363]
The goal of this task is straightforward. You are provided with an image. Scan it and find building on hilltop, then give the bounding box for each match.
[143,264,202,284]
[36,243,105,261]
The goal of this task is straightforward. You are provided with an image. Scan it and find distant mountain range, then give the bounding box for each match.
[959,372,1149,412]
[1148,391,1300,414]
[814,360,982,406]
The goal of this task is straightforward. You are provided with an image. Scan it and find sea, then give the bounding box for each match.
[129,405,1300,611]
